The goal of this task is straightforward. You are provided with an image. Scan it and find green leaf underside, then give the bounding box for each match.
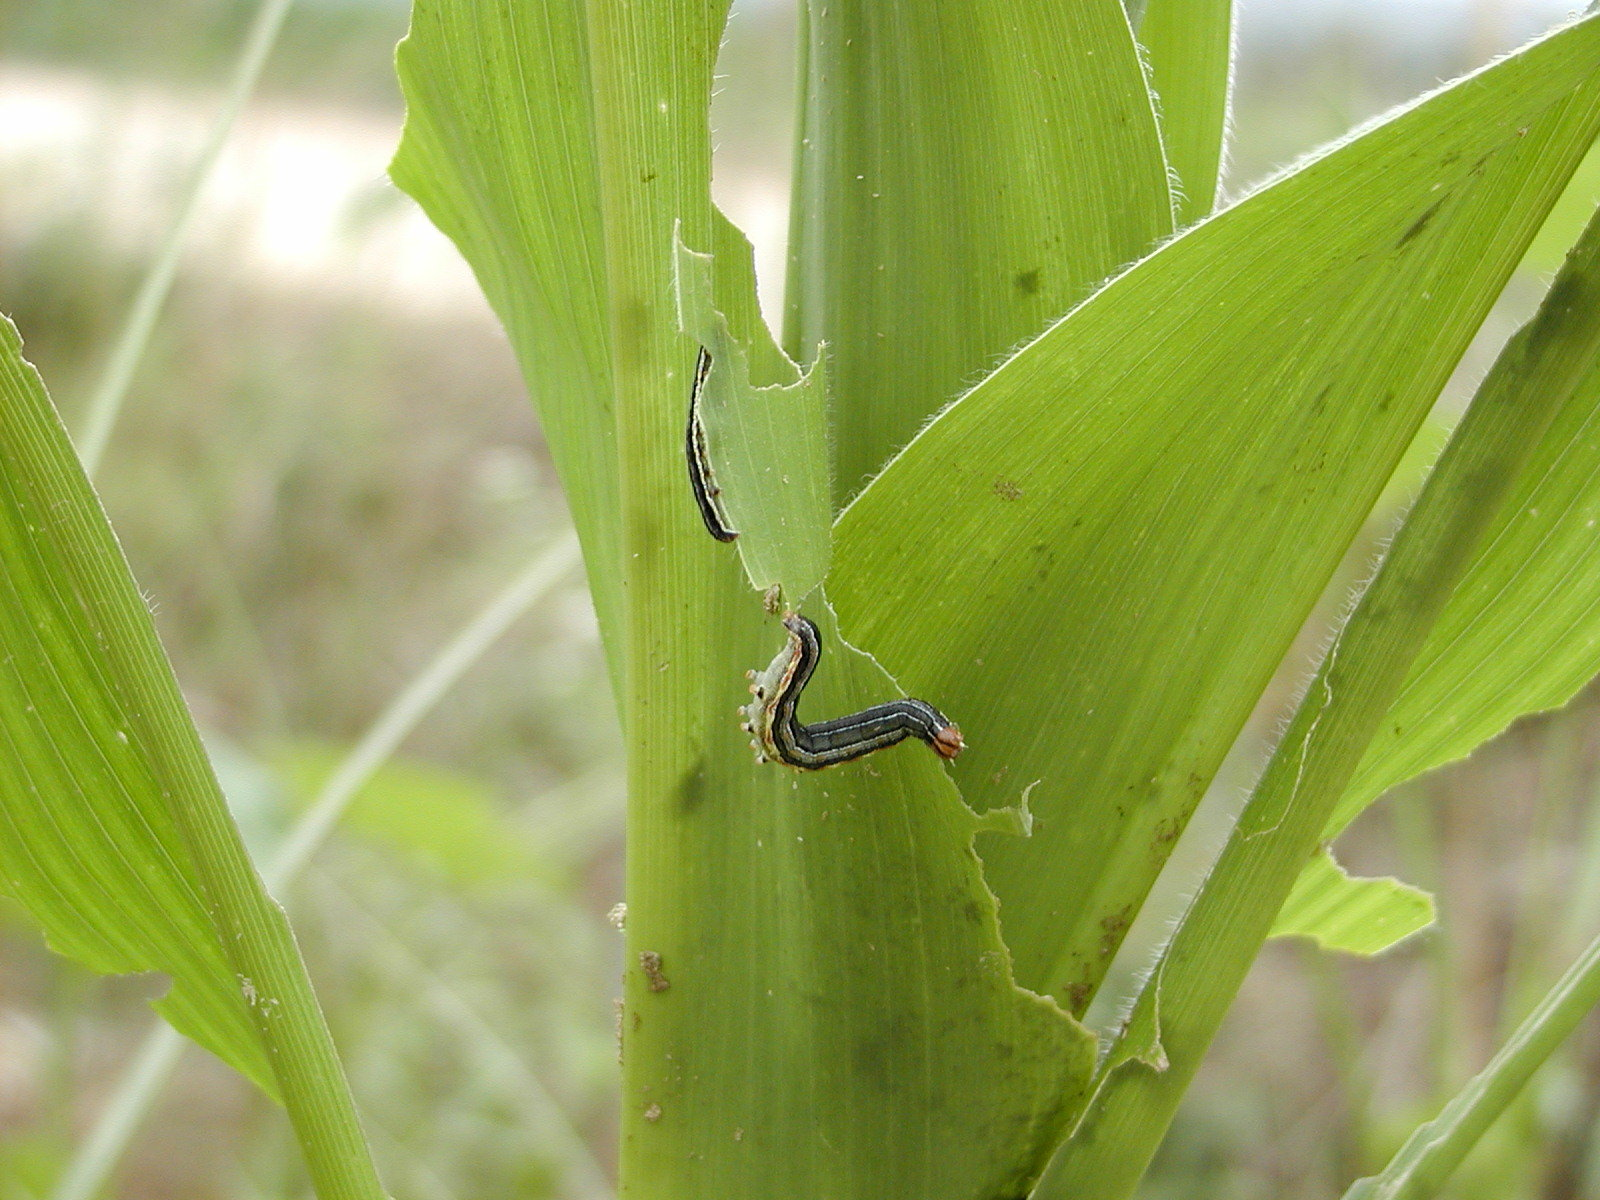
[390,1,622,685]
[829,17,1600,1014]
[675,232,831,596]
[1270,850,1434,955]
[1136,0,1234,225]
[785,1,1173,508]
[1039,104,1600,1200]
[0,316,274,1095]
[1325,227,1600,840]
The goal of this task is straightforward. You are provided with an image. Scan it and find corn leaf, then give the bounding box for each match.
[785,1,1172,506]
[0,317,385,1197]
[1324,214,1600,839]
[1270,850,1434,956]
[829,16,1600,1016]
[0,317,272,1094]
[390,0,621,675]
[1135,0,1235,223]
[1039,116,1600,1200]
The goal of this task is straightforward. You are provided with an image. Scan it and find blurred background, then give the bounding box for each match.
[0,1,1597,1197]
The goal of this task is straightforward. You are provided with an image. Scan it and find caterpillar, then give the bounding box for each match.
[742,613,963,769]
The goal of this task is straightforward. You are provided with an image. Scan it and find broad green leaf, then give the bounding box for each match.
[830,16,1600,1015]
[1039,113,1600,1200]
[0,316,272,1095]
[785,1,1172,506]
[390,0,621,677]
[1270,850,1434,956]
[674,232,831,596]
[1344,927,1600,1200]
[1324,206,1600,840]
[1136,0,1234,223]
[0,316,388,1199]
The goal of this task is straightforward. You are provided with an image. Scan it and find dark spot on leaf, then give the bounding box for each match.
[993,478,1023,501]
[641,169,658,184]
[1397,198,1443,248]
[1014,269,1042,296]
[853,1017,907,1092]
[675,757,711,814]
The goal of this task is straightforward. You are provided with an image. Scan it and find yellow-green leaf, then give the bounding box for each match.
[1271,850,1435,956]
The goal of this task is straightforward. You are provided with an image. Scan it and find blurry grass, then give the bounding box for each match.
[5,222,617,776]
[0,0,408,107]
[0,31,622,1195]
[1144,687,1600,1200]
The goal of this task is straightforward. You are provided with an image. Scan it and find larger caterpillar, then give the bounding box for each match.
[742,613,964,769]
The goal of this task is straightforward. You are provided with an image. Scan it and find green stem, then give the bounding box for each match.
[48,537,579,1200]
[1343,928,1600,1200]
[75,0,297,476]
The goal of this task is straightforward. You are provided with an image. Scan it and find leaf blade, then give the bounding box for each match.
[1136,0,1235,223]
[390,0,623,673]
[1038,91,1600,1200]
[1327,207,1600,838]
[829,15,1600,1014]
[1343,928,1600,1200]
[1270,850,1435,956]
[0,318,386,1197]
[786,1,1173,505]
[0,319,272,1095]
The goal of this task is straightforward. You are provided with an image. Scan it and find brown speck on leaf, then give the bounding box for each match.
[993,478,1023,501]
[641,950,671,992]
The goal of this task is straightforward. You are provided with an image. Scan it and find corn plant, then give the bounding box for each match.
[7,1,1600,1198]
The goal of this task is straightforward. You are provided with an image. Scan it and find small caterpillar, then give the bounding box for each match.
[685,346,737,542]
[742,613,964,769]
